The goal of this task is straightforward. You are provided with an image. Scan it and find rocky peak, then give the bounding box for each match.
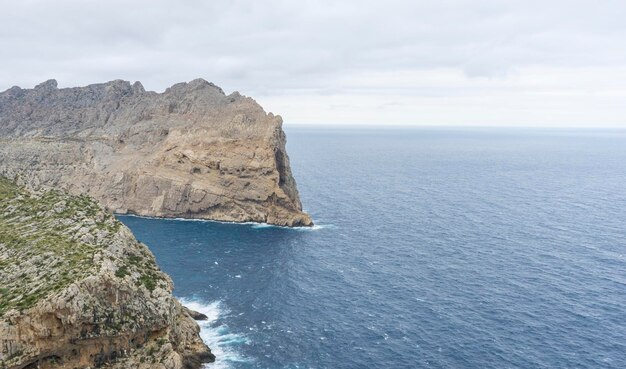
[132,81,145,94]
[164,78,225,96]
[34,78,58,90]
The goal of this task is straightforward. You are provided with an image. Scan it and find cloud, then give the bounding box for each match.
[1,0,625,126]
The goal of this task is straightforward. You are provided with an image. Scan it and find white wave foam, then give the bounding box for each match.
[118,213,263,225]
[251,223,333,231]
[118,213,330,231]
[178,298,251,369]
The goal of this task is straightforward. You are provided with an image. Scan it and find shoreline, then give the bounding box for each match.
[115,212,323,230]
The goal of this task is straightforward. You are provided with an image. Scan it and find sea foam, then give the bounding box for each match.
[118,213,329,231]
[179,298,251,369]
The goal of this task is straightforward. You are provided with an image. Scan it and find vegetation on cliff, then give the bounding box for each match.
[0,177,161,315]
[0,177,213,369]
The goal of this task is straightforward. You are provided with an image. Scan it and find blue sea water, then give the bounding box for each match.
[118,127,626,369]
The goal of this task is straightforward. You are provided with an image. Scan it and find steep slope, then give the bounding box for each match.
[0,178,214,369]
[0,79,312,227]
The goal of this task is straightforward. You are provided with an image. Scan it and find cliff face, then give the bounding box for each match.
[0,79,312,227]
[0,178,214,369]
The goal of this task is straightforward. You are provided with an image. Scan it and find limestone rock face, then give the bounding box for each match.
[0,178,214,369]
[0,79,312,227]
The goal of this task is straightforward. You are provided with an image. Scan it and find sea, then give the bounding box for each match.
[118,127,626,369]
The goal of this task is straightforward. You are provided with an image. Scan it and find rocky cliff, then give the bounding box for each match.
[0,79,312,227]
[0,177,214,369]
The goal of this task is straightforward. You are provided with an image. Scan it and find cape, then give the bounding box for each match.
[0,79,312,227]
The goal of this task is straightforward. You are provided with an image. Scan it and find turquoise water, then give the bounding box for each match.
[119,127,626,369]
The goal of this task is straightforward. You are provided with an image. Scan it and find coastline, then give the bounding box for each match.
[115,213,323,230]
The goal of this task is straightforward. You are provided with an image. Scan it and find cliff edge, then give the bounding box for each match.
[0,79,312,227]
[0,178,214,369]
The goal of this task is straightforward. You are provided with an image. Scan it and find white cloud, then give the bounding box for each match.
[1,0,625,126]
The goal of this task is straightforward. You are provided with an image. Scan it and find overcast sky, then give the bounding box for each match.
[1,0,625,126]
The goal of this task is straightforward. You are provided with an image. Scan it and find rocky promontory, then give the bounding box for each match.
[0,79,312,227]
[0,177,214,369]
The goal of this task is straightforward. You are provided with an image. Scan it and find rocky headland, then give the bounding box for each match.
[0,177,214,369]
[0,79,312,227]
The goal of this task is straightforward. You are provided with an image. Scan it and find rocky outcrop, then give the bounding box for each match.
[183,307,209,321]
[0,177,214,369]
[0,79,312,227]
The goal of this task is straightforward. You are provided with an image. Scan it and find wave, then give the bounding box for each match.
[178,298,251,369]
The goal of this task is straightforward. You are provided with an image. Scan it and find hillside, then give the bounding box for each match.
[0,178,214,369]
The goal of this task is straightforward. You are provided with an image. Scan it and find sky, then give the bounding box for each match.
[1,0,625,127]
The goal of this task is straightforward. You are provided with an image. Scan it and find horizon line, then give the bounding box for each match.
[282,123,626,130]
